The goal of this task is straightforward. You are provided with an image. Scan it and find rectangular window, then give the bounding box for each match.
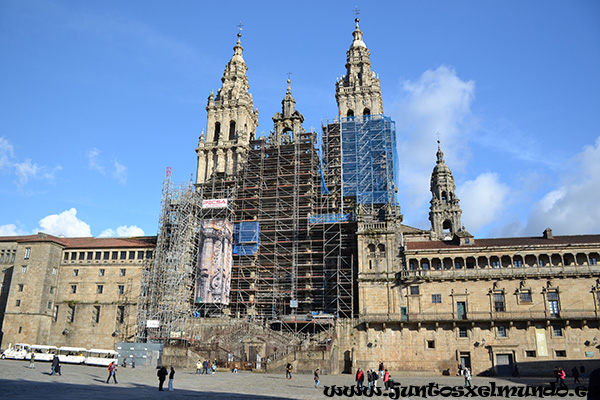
[17,284,24,292]
[116,305,125,324]
[21,266,27,273]
[514,260,523,268]
[70,285,77,294]
[10,251,15,263]
[520,290,532,303]
[458,326,469,338]
[118,285,125,295]
[47,301,52,309]
[52,267,57,275]
[120,268,126,277]
[79,252,85,261]
[137,251,144,260]
[555,350,567,357]
[95,252,101,260]
[432,294,442,304]
[24,248,31,260]
[427,340,435,349]
[73,269,79,277]
[87,252,93,260]
[494,293,506,312]
[410,286,420,295]
[111,251,118,260]
[552,325,563,337]
[92,305,100,323]
[96,284,103,294]
[67,305,75,322]
[53,305,59,322]
[99,269,105,277]
[491,260,500,268]
[50,286,55,294]
[129,251,135,260]
[120,251,127,260]
[525,350,536,358]
[548,291,560,317]
[146,250,153,259]
[497,326,507,338]
[0,251,4,263]
[63,253,68,261]
[103,251,110,260]
[15,299,21,307]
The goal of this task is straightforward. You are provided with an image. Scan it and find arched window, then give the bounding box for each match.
[229,121,236,141]
[442,220,452,237]
[441,191,448,202]
[347,109,354,117]
[377,244,385,253]
[363,108,371,116]
[214,122,221,142]
[367,244,376,253]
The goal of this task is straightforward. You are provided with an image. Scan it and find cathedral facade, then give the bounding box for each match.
[0,18,599,376]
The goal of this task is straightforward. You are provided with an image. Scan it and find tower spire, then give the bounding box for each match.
[429,139,463,240]
[271,78,304,146]
[336,15,384,118]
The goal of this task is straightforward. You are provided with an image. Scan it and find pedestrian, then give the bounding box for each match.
[51,355,61,376]
[383,369,390,390]
[572,366,581,384]
[314,368,320,388]
[553,366,560,384]
[367,367,374,389]
[28,352,35,369]
[203,359,209,375]
[131,356,135,369]
[168,366,175,391]
[196,360,202,374]
[587,368,600,400]
[232,364,238,373]
[157,365,168,391]
[580,365,588,379]
[372,368,379,388]
[106,361,118,384]
[464,367,472,387]
[286,363,293,379]
[557,367,568,390]
[356,368,364,389]
[379,361,384,378]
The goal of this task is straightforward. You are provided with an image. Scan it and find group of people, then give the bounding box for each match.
[356,362,393,390]
[554,365,588,389]
[195,359,218,374]
[157,365,175,391]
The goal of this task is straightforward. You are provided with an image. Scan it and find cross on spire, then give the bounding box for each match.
[354,5,360,18]
[287,72,292,80]
[237,22,244,33]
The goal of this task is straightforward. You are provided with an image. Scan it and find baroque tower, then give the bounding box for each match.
[335,18,384,118]
[196,32,259,184]
[429,140,463,240]
[269,80,304,145]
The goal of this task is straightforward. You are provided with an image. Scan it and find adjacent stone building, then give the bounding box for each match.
[0,234,155,350]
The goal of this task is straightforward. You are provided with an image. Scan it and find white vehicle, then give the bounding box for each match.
[85,349,117,367]
[28,345,58,362]
[1,343,30,360]
[57,346,87,364]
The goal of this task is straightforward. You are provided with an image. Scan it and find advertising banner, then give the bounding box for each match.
[202,199,228,209]
[195,219,233,304]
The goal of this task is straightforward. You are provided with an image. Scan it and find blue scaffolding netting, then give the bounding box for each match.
[233,221,259,255]
[308,213,354,224]
[340,114,398,205]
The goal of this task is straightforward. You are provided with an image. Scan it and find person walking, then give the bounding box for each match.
[196,360,202,374]
[464,367,472,387]
[203,359,209,375]
[572,366,581,384]
[314,368,320,388]
[106,361,118,384]
[286,363,293,379]
[558,367,568,390]
[168,366,175,391]
[356,368,364,389]
[51,355,61,376]
[157,365,168,391]
[28,352,35,369]
[383,369,390,390]
[378,361,385,379]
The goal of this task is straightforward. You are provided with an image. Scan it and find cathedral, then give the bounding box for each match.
[1,18,599,376]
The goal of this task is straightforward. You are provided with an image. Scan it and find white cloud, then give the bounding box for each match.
[87,148,105,173]
[457,173,510,233]
[99,225,144,238]
[0,136,61,189]
[36,208,92,237]
[0,224,23,236]
[391,66,476,223]
[523,136,600,235]
[113,160,127,185]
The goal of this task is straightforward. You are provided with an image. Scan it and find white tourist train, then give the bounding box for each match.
[1,343,117,366]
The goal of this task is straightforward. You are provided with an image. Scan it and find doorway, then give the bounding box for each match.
[496,353,514,376]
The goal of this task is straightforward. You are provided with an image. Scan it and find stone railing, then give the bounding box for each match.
[398,265,600,281]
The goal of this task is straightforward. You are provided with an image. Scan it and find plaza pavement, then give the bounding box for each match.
[0,359,592,399]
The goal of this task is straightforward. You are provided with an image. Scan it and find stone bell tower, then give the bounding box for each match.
[429,140,463,240]
[335,18,384,118]
[196,31,259,184]
[269,79,304,145]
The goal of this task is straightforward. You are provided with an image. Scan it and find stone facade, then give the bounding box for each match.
[0,234,155,350]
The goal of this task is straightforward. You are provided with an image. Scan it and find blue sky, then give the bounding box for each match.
[1,0,599,238]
